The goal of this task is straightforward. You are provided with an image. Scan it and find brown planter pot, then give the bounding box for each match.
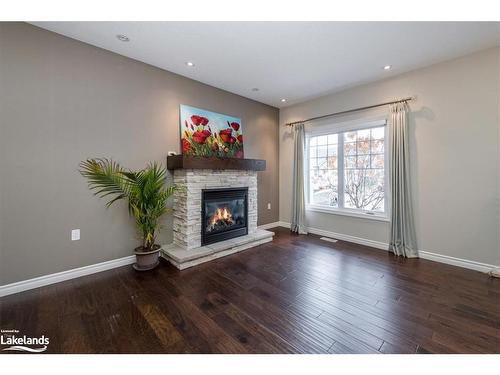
[133,244,161,271]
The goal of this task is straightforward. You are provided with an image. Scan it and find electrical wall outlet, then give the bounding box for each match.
[71,229,80,241]
[267,203,271,210]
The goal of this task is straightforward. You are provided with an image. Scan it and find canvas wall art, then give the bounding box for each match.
[180,105,244,158]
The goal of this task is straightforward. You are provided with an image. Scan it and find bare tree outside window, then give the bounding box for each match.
[343,127,385,212]
[344,168,384,211]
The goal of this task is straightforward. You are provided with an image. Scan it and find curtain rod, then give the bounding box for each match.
[285,96,415,127]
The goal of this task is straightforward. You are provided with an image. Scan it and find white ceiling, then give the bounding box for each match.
[32,22,500,108]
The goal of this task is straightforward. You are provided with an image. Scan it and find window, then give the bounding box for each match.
[306,122,388,218]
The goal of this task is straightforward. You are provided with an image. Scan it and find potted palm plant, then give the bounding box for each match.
[79,158,176,271]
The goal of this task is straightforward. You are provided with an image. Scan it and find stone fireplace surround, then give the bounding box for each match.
[161,156,274,269]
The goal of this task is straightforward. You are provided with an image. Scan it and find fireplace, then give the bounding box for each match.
[201,187,248,246]
[163,158,274,269]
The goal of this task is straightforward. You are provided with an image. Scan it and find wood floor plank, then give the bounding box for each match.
[221,302,299,354]
[1,227,498,354]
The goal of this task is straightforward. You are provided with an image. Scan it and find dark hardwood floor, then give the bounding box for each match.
[1,227,499,354]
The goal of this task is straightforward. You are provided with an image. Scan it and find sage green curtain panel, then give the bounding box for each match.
[291,123,308,234]
[389,102,418,257]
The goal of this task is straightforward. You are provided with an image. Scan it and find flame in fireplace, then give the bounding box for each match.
[210,207,233,227]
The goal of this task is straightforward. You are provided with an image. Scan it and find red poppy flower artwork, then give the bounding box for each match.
[181,138,191,153]
[191,115,209,126]
[218,128,233,143]
[192,131,210,144]
[180,105,244,158]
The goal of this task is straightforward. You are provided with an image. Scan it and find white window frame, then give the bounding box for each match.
[305,117,390,222]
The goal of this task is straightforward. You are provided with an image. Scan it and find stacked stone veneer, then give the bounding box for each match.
[172,169,258,250]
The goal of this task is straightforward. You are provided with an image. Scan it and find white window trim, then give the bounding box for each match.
[304,116,390,222]
[306,204,390,222]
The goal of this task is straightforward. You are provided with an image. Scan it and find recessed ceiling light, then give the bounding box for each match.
[383,65,392,70]
[116,34,130,42]
[281,99,287,103]
[186,61,195,67]
[251,88,259,92]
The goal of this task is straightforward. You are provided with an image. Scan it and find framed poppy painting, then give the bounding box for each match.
[180,105,244,158]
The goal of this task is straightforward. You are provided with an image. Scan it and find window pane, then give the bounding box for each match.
[344,167,385,211]
[317,145,327,158]
[327,134,338,144]
[317,157,328,169]
[309,146,317,159]
[357,129,370,141]
[310,137,317,146]
[341,125,386,213]
[344,131,357,142]
[327,144,337,157]
[344,142,356,156]
[356,155,370,168]
[357,140,370,154]
[310,169,338,207]
[371,139,384,153]
[371,127,384,140]
[327,156,337,169]
[345,156,356,168]
[317,135,328,146]
[371,154,384,169]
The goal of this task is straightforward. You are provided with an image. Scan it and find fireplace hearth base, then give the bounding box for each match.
[161,228,274,270]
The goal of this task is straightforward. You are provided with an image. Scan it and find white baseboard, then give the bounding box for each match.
[309,226,388,250]
[278,221,388,250]
[277,221,498,273]
[0,255,135,297]
[257,221,281,230]
[278,221,291,229]
[418,251,497,273]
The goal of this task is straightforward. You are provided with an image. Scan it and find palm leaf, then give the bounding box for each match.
[80,158,177,250]
[79,158,133,208]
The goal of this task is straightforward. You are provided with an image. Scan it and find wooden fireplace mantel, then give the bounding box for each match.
[167,155,266,171]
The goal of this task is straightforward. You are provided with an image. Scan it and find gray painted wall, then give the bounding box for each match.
[280,47,500,266]
[498,48,500,268]
[0,23,279,284]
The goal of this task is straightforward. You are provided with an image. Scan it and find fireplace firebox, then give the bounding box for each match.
[201,187,248,246]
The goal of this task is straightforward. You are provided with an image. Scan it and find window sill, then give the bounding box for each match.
[306,205,390,222]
